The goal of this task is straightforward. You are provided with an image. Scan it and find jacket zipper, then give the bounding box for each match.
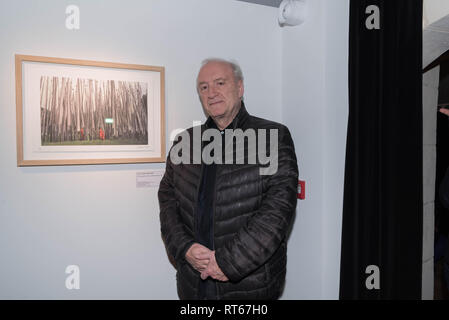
[213,118,238,300]
[212,164,219,299]
[193,164,205,243]
[194,124,207,242]
[193,130,206,299]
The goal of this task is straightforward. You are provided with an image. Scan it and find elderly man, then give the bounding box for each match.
[159,58,298,300]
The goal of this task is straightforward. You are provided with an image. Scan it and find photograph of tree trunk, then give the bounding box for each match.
[40,76,148,146]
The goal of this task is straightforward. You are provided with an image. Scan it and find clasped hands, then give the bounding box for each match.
[185,243,229,282]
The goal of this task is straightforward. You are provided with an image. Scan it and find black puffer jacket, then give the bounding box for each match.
[159,105,298,299]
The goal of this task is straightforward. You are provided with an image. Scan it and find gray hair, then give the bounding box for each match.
[197,58,244,84]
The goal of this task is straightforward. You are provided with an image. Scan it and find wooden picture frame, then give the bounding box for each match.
[15,54,165,166]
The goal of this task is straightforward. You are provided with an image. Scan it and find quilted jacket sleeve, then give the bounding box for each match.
[158,152,195,268]
[215,125,299,282]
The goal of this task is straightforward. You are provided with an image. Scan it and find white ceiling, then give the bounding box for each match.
[423,0,449,68]
[424,15,449,68]
[236,0,282,7]
[424,0,449,27]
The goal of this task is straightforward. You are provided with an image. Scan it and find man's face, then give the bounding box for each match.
[197,62,244,123]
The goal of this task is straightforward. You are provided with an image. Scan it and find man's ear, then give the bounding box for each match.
[238,80,244,98]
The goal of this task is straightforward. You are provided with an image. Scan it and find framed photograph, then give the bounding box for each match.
[15,54,165,166]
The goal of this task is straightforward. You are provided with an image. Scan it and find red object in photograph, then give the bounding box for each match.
[298,180,305,200]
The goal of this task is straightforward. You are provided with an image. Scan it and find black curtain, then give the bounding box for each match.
[339,0,423,299]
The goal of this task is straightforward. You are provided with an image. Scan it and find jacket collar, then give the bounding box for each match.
[205,101,249,130]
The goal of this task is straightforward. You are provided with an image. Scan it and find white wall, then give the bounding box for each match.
[422,66,439,300]
[281,0,325,299]
[0,0,349,300]
[321,0,349,299]
[0,0,282,299]
[424,0,449,28]
[281,0,349,299]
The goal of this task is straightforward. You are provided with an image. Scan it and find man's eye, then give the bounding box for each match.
[200,85,208,91]
[217,81,225,86]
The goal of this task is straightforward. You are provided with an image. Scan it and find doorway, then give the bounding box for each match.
[434,60,449,300]
[423,15,449,299]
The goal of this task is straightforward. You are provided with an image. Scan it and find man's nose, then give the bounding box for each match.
[207,85,218,98]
